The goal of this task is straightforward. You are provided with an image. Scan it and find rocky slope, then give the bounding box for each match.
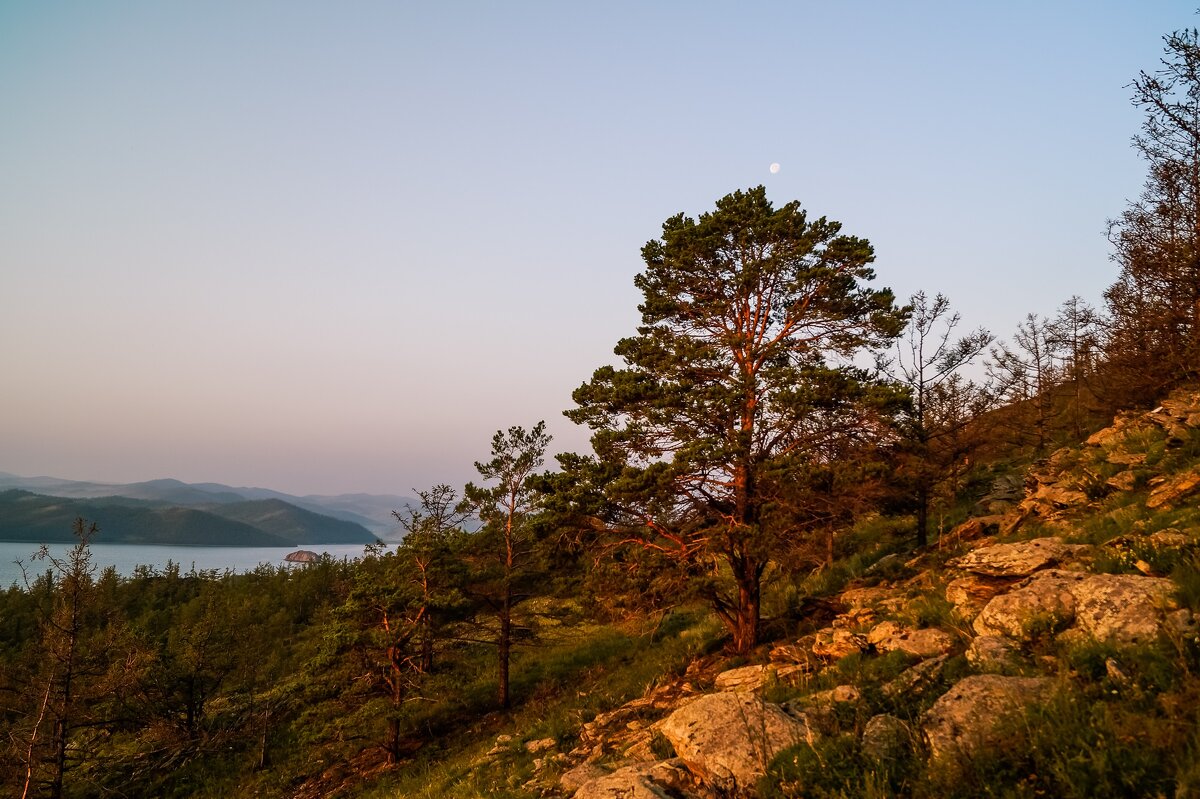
[493,388,1200,798]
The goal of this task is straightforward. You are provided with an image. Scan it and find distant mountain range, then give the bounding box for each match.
[0,472,419,546]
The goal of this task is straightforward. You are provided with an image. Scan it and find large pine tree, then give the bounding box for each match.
[565,187,906,653]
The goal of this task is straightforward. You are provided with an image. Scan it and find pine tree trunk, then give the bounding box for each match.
[50,716,66,799]
[916,486,930,548]
[257,725,270,770]
[498,600,511,710]
[732,559,761,655]
[387,718,401,765]
[387,675,403,764]
[420,618,433,674]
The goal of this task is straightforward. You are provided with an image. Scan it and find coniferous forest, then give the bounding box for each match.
[6,21,1200,799]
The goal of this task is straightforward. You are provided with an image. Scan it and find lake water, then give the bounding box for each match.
[0,541,376,589]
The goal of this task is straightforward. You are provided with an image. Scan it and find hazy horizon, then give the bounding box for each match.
[0,468,413,499]
[2,2,1192,496]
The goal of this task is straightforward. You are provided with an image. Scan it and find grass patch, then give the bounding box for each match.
[904,592,959,631]
[1173,552,1200,612]
[367,609,724,798]
[763,732,916,799]
[921,688,1183,799]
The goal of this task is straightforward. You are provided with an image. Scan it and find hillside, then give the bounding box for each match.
[0,390,1197,798]
[463,387,1200,799]
[0,473,406,537]
[261,387,1199,799]
[203,498,378,545]
[0,490,289,546]
[0,474,246,505]
[0,490,376,546]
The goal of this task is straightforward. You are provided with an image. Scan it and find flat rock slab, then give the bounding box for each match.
[946,515,1006,543]
[946,574,1018,620]
[882,654,948,699]
[572,763,671,799]
[951,537,1072,577]
[1147,468,1200,509]
[713,663,806,692]
[811,628,867,660]
[868,621,955,658]
[1106,470,1138,492]
[658,691,812,792]
[713,664,773,692]
[922,675,1055,760]
[562,763,612,794]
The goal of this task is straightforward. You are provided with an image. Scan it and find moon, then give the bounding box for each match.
[769,162,781,174]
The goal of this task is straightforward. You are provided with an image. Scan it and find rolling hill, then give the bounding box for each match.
[203,498,377,545]
[0,472,412,537]
[0,489,376,546]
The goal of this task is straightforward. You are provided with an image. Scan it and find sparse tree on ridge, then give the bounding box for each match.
[987,313,1062,452]
[463,422,551,710]
[9,519,116,799]
[392,485,470,674]
[1049,295,1103,437]
[1106,25,1200,401]
[882,291,992,547]
[564,187,907,654]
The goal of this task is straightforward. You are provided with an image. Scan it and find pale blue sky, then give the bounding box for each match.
[0,1,1192,495]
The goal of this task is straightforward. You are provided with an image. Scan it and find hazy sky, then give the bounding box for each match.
[0,2,1192,496]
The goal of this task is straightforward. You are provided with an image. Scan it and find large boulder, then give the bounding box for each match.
[972,570,1085,640]
[861,714,912,763]
[658,691,812,792]
[1066,573,1176,646]
[950,537,1073,577]
[973,569,1179,646]
[966,635,1020,672]
[922,675,1055,760]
